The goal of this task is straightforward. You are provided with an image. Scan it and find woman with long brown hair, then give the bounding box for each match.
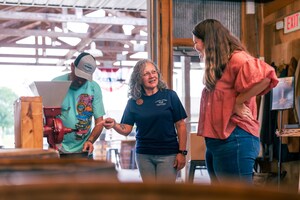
[192,19,278,184]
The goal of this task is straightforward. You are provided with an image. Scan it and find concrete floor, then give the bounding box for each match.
[95,141,299,193]
[116,161,299,193]
[117,167,210,184]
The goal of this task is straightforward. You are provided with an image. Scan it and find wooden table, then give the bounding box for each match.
[0,148,59,159]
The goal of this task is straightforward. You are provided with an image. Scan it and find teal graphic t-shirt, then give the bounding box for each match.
[53,74,105,153]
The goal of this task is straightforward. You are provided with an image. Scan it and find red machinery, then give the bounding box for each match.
[30,81,86,150]
[43,107,88,149]
[43,107,73,149]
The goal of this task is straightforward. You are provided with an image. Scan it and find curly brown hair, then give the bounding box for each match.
[128,59,167,100]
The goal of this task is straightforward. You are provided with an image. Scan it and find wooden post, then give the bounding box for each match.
[148,0,173,88]
[14,96,43,148]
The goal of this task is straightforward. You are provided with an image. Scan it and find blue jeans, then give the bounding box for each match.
[205,126,260,184]
[135,153,178,183]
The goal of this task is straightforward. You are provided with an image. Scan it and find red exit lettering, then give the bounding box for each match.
[284,12,300,33]
[286,13,299,31]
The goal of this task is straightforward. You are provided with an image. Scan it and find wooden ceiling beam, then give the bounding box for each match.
[0,57,141,67]
[0,28,148,41]
[0,10,147,26]
[0,28,87,38]
[0,54,65,59]
[0,43,73,49]
[0,42,146,52]
[59,24,113,65]
[0,4,148,67]
[93,32,147,41]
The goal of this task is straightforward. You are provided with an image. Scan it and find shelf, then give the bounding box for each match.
[277,128,300,137]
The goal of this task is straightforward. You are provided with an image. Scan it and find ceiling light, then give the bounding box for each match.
[87,42,103,57]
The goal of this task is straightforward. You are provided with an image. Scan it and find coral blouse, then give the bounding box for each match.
[197,51,279,139]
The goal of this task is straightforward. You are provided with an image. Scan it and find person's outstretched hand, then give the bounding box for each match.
[103,118,116,129]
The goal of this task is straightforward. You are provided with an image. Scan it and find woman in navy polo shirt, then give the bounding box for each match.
[103,59,188,183]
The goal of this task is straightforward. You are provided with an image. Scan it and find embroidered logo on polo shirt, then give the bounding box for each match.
[155,99,167,106]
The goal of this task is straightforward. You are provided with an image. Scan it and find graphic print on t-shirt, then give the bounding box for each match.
[75,94,94,140]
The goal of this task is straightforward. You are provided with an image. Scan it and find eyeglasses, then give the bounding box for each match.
[143,70,157,77]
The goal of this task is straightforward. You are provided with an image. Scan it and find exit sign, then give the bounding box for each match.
[284,12,300,33]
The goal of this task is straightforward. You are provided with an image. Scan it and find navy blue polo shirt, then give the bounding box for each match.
[121,89,187,155]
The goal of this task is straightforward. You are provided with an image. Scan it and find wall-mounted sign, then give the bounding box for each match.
[276,20,284,30]
[284,12,300,34]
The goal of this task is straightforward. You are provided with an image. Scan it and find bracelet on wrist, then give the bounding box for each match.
[87,139,93,144]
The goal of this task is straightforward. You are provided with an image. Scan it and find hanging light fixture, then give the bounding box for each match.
[87,41,103,57]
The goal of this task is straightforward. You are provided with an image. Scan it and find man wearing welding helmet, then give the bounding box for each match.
[52,52,105,157]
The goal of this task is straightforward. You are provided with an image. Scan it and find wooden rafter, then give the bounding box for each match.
[0,4,148,66]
